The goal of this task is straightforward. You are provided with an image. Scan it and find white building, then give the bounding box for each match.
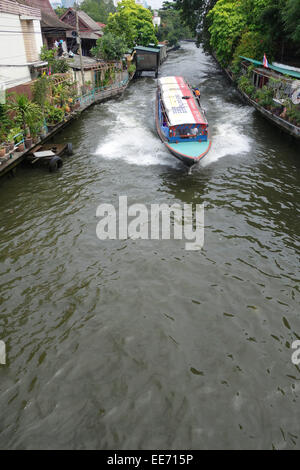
[0,0,45,93]
[153,10,160,27]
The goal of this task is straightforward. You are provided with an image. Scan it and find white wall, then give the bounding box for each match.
[0,12,43,91]
[33,19,43,56]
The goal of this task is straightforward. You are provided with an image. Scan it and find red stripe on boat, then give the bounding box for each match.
[175,76,206,125]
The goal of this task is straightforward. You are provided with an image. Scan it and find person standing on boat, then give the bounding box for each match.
[193,88,201,98]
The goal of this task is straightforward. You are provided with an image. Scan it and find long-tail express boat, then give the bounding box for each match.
[156,76,211,167]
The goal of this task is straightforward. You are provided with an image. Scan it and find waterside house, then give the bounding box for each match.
[0,0,46,95]
[238,56,300,138]
[67,55,124,94]
[59,8,104,56]
[240,56,300,98]
[17,0,72,48]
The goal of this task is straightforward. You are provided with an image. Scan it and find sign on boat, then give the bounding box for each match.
[156,76,211,167]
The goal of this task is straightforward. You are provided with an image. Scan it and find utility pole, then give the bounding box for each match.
[75,4,85,94]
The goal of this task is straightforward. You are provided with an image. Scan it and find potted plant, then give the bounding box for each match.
[52,82,71,108]
[17,141,25,152]
[4,142,10,154]
[45,105,65,128]
[64,103,71,114]
[31,122,42,143]
[7,130,16,150]
[0,131,7,156]
[12,127,24,152]
[24,127,32,148]
[7,93,43,139]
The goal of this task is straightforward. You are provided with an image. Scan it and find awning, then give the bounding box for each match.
[240,56,300,79]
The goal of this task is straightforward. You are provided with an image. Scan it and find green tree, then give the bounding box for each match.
[54,7,67,18]
[282,0,300,44]
[40,46,69,73]
[156,5,193,46]
[232,30,273,75]
[207,0,247,66]
[91,32,128,60]
[105,0,157,48]
[80,0,115,23]
[174,0,218,38]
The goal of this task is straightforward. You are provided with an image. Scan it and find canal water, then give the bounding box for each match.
[0,42,299,450]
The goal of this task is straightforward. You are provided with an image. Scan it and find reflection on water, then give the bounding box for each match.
[0,43,299,450]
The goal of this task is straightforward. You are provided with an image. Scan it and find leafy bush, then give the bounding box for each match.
[32,75,50,108]
[7,93,43,135]
[128,63,136,76]
[91,32,128,61]
[40,46,69,74]
[238,74,256,97]
[286,103,300,126]
[231,30,273,76]
[0,103,13,140]
[254,85,274,108]
[45,105,65,124]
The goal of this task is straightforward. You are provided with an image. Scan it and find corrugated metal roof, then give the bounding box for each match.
[0,0,41,18]
[67,55,99,69]
[77,10,102,33]
[16,0,72,29]
[149,43,166,49]
[240,56,300,79]
[134,46,160,53]
[60,8,102,38]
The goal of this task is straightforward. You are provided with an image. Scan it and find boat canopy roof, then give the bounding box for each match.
[158,76,207,127]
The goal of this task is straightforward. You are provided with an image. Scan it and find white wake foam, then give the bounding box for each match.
[95,101,177,167]
[202,105,253,167]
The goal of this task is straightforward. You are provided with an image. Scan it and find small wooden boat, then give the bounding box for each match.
[156,76,211,167]
[25,142,73,172]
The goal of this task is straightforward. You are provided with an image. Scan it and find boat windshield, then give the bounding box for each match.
[169,124,207,142]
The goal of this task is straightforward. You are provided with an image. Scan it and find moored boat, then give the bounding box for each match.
[156,76,211,167]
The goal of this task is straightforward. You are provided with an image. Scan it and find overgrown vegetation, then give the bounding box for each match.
[237,74,256,98]
[54,6,67,18]
[40,46,69,74]
[286,102,300,125]
[91,32,128,61]
[254,85,274,108]
[0,74,80,152]
[174,0,300,66]
[156,2,193,47]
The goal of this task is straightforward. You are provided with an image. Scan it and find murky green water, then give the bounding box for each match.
[0,43,299,450]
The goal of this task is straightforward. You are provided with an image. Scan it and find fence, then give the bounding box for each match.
[75,75,129,109]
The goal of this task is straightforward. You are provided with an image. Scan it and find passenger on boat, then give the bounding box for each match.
[177,128,197,139]
[193,88,201,98]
